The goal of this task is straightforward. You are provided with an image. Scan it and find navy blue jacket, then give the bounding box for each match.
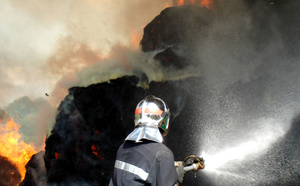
[109,140,178,186]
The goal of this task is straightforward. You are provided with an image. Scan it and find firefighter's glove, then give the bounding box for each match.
[174,161,185,183]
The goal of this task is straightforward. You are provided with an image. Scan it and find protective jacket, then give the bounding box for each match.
[108,140,178,186]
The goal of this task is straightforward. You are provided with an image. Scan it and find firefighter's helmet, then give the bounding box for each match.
[134,95,170,136]
[125,95,170,143]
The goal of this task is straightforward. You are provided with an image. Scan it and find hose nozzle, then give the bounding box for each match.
[183,155,205,172]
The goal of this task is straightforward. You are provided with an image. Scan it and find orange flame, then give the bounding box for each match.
[91,144,104,160]
[200,0,212,9]
[175,0,214,9]
[178,0,184,6]
[0,118,39,182]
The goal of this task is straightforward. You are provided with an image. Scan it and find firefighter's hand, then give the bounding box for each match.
[174,161,184,183]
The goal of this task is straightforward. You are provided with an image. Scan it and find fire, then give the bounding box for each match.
[91,144,104,160]
[200,0,212,8]
[54,152,60,160]
[0,118,39,181]
[178,0,185,6]
[174,0,214,9]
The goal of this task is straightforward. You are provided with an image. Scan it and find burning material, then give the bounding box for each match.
[0,118,39,182]
[0,156,21,186]
[91,144,104,160]
[44,76,148,184]
[174,0,214,9]
[19,151,46,186]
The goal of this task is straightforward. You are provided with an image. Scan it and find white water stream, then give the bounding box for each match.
[198,118,288,185]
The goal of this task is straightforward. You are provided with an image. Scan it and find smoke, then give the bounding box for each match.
[0,0,64,107]
[0,0,173,148]
[76,44,201,89]
[195,1,292,88]
[0,109,8,121]
[4,96,55,147]
[0,0,172,105]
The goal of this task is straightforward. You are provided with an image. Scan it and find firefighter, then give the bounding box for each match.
[109,95,204,186]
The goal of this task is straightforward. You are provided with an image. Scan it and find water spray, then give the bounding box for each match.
[193,117,291,185]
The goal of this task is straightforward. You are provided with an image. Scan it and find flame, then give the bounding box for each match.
[91,144,104,160]
[175,0,214,9]
[178,0,185,6]
[54,152,60,160]
[0,118,39,181]
[200,0,212,9]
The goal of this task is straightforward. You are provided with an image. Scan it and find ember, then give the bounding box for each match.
[54,152,60,160]
[91,144,103,160]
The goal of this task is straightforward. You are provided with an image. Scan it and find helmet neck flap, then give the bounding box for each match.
[125,126,163,143]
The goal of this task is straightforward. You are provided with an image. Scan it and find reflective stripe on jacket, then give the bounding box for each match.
[109,140,178,186]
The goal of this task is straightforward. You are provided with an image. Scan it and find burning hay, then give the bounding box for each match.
[0,156,21,186]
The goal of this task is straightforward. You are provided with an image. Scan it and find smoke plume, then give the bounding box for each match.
[0,0,172,151]
[4,96,55,147]
[0,0,172,105]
